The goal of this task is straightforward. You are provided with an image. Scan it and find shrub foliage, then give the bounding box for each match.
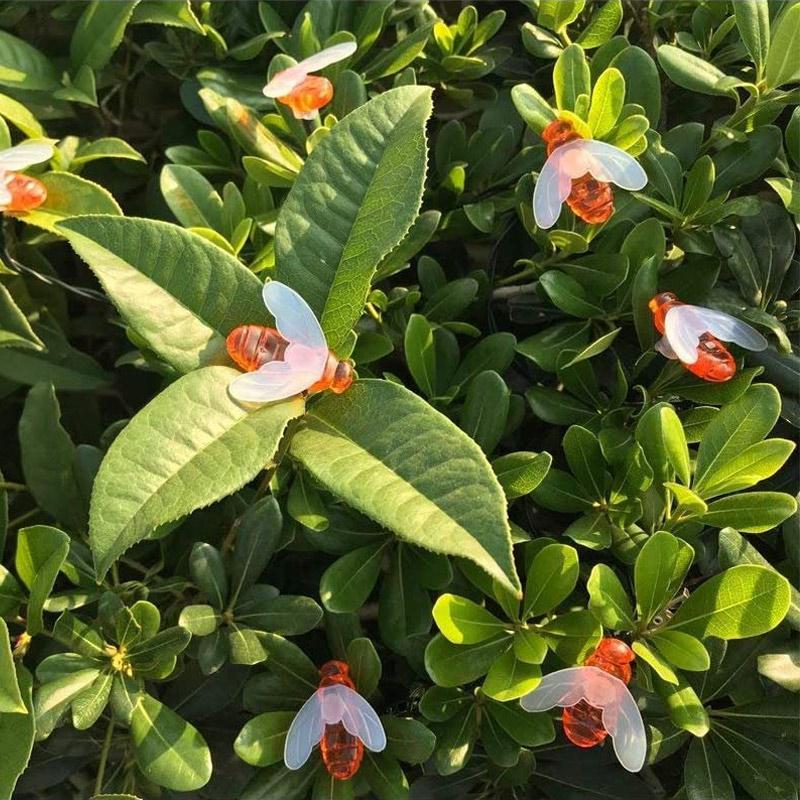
[0,2,797,799]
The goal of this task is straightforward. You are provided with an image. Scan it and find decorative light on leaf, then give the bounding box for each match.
[534,118,647,229]
[263,42,357,119]
[649,292,767,382]
[227,281,353,404]
[0,142,53,212]
[284,659,386,781]
[520,638,646,772]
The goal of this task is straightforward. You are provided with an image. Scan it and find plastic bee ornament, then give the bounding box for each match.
[521,638,646,773]
[533,118,648,229]
[284,660,386,780]
[262,42,357,119]
[0,142,54,213]
[649,292,767,382]
[227,281,353,404]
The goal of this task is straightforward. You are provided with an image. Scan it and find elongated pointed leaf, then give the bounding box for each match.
[290,380,520,594]
[275,86,433,356]
[89,367,303,578]
[58,216,269,373]
[0,665,35,798]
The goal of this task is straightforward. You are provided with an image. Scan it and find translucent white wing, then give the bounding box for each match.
[228,355,321,403]
[263,42,356,97]
[654,336,678,360]
[0,142,54,171]
[321,684,386,753]
[579,140,648,191]
[520,666,646,773]
[533,151,573,229]
[0,177,11,207]
[664,304,767,365]
[284,691,325,770]
[519,667,589,711]
[262,281,327,352]
[597,676,647,773]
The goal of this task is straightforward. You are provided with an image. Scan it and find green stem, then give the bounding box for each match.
[0,481,27,492]
[95,717,115,795]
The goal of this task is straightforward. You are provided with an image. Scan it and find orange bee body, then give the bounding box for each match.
[225,324,353,395]
[649,292,736,382]
[2,172,47,212]
[277,75,334,118]
[541,119,615,225]
[318,660,363,780]
[561,638,635,749]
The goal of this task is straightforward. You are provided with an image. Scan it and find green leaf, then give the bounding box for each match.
[71,137,145,167]
[701,492,797,533]
[517,322,590,373]
[685,736,733,800]
[72,671,113,730]
[587,564,635,631]
[667,565,790,639]
[0,30,59,91]
[89,367,303,578]
[70,1,139,70]
[236,592,321,636]
[258,633,319,694]
[235,710,294,766]
[511,84,558,134]
[178,604,219,636]
[160,165,224,231]
[290,380,520,595]
[0,619,25,713]
[0,92,44,138]
[654,673,709,736]
[15,525,70,636]
[553,44,591,112]
[189,543,228,610]
[610,46,661,125]
[19,383,84,531]
[34,667,100,739]
[588,67,624,138]
[275,87,433,356]
[482,649,541,702]
[360,750,409,800]
[0,284,42,351]
[711,126,782,197]
[634,532,690,627]
[562,425,607,499]
[539,271,604,318]
[657,45,734,97]
[360,21,433,82]
[320,541,390,613]
[539,610,602,664]
[757,644,800,692]
[491,451,552,500]
[632,640,678,684]
[432,594,506,645]
[764,2,800,88]
[346,637,381,698]
[130,693,212,791]
[53,611,106,659]
[0,665,35,798]
[424,633,511,687]
[577,0,623,48]
[460,371,509,454]
[59,216,268,373]
[383,716,436,765]
[15,172,121,233]
[230,495,284,601]
[538,0,585,32]
[636,403,690,486]
[650,630,710,672]
[523,543,579,618]
[733,0,770,77]
[682,156,715,217]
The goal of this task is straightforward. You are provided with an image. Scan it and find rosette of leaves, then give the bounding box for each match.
[179,496,323,672]
[36,596,212,792]
[426,540,602,702]
[234,635,435,800]
[531,385,796,561]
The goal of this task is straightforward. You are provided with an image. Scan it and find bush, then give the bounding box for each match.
[0,2,798,799]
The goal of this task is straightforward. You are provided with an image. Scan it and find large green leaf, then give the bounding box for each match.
[0,31,59,91]
[290,380,520,594]
[275,86,433,356]
[0,665,35,798]
[667,565,790,640]
[130,693,212,791]
[58,216,269,373]
[0,619,25,713]
[70,0,140,70]
[89,367,303,578]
